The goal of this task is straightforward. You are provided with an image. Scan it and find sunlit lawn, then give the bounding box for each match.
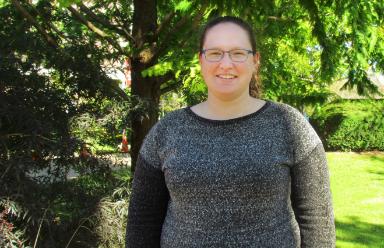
[327,152,384,248]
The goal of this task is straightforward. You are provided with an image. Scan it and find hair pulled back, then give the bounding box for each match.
[199,16,262,98]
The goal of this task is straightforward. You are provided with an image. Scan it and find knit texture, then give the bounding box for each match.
[126,101,335,248]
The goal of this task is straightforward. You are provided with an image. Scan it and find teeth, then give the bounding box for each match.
[218,74,236,79]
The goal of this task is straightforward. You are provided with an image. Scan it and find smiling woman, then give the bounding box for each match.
[198,21,259,106]
[126,16,336,248]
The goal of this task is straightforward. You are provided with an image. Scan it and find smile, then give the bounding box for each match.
[216,74,237,79]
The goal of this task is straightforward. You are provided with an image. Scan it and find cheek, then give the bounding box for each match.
[200,66,208,78]
[245,63,256,75]
[200,63,215,77]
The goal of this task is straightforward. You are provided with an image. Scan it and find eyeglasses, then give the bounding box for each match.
[201,48,254,62]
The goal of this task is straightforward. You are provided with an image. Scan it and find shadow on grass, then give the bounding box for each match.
[336,216,384,247]
[366,154,384,181]
[368,170,384,181]
[368,154,384,164]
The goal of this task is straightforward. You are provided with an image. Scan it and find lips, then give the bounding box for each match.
[216,74,237,79]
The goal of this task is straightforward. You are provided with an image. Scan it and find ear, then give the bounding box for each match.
[199,52,203,65]
[253,52,260,65]
[253,52,260,73]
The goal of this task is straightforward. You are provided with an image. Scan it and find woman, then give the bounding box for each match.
[126,16,335,247]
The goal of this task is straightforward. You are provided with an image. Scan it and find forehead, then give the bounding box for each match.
[203,22,252,49]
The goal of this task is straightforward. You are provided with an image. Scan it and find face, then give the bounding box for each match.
[199,22,259,100]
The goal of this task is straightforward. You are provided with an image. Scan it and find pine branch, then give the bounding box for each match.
[67,5,125,54]
[11,0,58,48]
[299,0,334,78]
[156,72,175,88]
[151,4,207,64]
[155,12,176,38]
[78,3,135,44]
[160,80,183,95]
[26,1,69,41]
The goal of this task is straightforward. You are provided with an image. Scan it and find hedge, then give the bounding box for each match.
[310,100,384,151]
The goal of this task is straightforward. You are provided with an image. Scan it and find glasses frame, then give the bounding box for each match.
[201,48,254,63]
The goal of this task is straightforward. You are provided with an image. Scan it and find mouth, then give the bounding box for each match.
[216,74,237,79]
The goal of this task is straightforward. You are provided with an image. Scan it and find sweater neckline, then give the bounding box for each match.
[185,100,271,125]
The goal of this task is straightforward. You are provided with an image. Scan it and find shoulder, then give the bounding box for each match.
[267,101,305,120]
[160,107,189,123]
[139,108,187,167]
[266,101,322,162]
[266,101,311,130]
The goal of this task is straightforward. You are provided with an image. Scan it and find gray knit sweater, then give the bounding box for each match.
[126,101,335,248]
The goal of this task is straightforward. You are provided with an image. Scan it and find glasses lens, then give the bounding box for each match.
[205,49,223,62]
[230,49,249,62]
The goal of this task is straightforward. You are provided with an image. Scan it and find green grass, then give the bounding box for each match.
[328,152,384,248]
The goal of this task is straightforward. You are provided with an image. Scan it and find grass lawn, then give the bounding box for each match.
[327,152,384,248]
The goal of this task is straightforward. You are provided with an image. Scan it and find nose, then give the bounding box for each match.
[219,52,233,68]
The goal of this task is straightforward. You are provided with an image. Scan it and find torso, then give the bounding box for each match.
[151,101,300,247]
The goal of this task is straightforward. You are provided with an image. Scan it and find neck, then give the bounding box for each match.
[203,91,258,119]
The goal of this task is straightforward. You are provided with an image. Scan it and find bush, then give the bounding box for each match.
[311,100,384,151]
[0,199,30,248]
[94,177,130,248]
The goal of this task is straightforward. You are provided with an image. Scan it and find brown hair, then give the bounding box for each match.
[199,16,262,98]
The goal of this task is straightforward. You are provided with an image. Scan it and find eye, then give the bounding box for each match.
[206,50,223,56]
[231,50,247,56]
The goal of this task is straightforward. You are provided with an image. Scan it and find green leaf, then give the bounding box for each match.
[369,28,378,53]
[174,0,192,12]
[57,0,81,8]
[175,70,182,79]
[141,62,174,77]
[0,0,7,8]
[356,52,369,69]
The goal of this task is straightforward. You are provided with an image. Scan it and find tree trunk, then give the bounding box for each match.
[130,0,159,174]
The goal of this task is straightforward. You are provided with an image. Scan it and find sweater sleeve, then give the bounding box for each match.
[125,123,169,248]
[290,143,336,247]
[281,104,335,247]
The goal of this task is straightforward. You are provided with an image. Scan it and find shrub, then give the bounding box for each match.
[94,168,131,248]
[311,100,384,151]
[94,185,130,248]
[0,199,30,248]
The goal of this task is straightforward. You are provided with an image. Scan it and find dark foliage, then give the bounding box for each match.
[0,4,130,246]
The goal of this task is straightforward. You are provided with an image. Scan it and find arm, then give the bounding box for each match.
[125,155,169,248]
[290,142,336,247]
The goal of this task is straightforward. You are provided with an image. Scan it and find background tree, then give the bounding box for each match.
[1,1,132,245]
